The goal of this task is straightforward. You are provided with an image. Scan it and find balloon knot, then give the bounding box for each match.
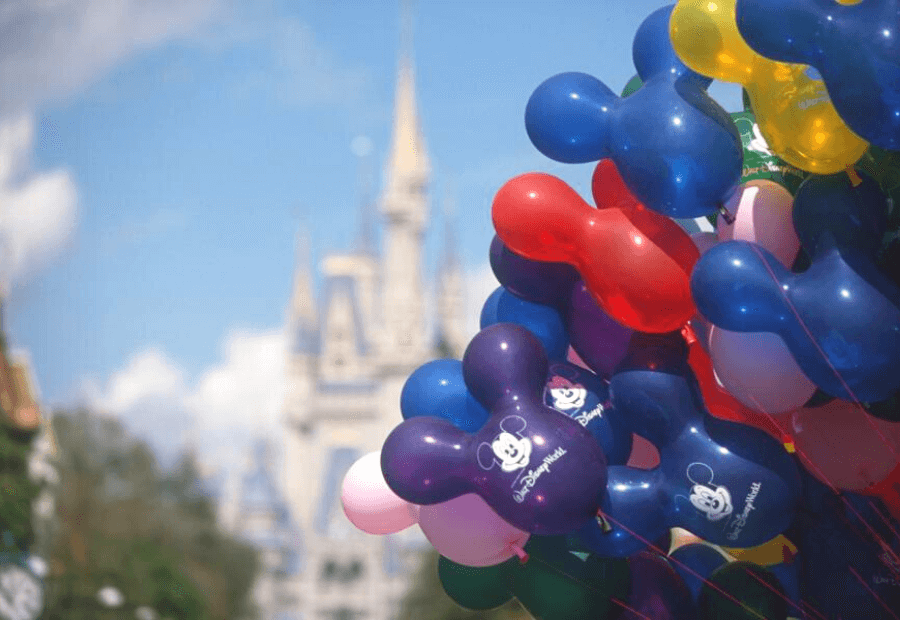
[783,436,796,454]
[718,204,736,225]
[681,323,698,346]
[511,545,529,565]
[596,511,613,533]
[846,166,863,187]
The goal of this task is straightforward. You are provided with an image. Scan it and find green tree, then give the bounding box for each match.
[43,408,259,620]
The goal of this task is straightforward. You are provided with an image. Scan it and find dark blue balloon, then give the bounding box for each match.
[489,235,579,310]
[401,359,490,433]
[480,286,569,362]
[788,470,900,619]
[691,173,900,403]
[736,0,900,151]
[578,333,801,554]
[524,5,742,218]
[619,552,696,620]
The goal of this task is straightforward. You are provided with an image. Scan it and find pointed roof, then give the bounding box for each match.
[384,54,430,189]
[288,226,318,355]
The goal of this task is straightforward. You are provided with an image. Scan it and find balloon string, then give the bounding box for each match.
[745,242,900,464]
[599,512,803,620]
[847,565,900,620]
[610,597,654,620]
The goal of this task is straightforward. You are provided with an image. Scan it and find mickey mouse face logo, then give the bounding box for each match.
[492,432,533,472]
[477,416,533,474]
[690,484,733,521]
[682,462,733,521]
[550,387,588,412]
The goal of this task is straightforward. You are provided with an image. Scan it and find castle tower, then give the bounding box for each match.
[378,23,431,370]
[435,185,467,358]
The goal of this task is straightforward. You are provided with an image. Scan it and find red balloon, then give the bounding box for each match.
[492,160,699,333]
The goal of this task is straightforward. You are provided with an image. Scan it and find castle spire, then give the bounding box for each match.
[436,182,467,357]
[288,225,317,355]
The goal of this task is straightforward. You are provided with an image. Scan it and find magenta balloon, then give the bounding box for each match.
[717,179,800,267]
[777,399,900,492]
[341,452,419,535]
[418,493,530,567]
[708,327,817,414]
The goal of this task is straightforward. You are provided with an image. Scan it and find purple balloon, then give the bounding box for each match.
[489,235,580,309]
[381,323,609,536]
[567,281,634,378]
[617,552,695,620]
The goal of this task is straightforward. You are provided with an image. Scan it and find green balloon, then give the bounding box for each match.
[438,557,514,611]
[438,536,631,620]
[698,561,788,620]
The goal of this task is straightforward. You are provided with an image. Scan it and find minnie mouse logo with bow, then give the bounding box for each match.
[477,416,532,473]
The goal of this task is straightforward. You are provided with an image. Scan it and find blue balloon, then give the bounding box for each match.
[578,333,801,555]
[480,286,569,361]
[736,0,900,151]
[788,470,900,619]
[524,5,742,218]
[691,173,900,403]
[400,359,490,433]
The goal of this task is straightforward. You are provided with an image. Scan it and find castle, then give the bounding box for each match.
[226,20,468,620]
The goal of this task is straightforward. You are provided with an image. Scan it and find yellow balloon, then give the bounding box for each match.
[723,534,798,566]
[670,0,868,174]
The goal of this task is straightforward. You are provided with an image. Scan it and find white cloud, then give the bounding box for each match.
[0,115,77,287]
[81,328,287,472]
[0,0,222,117]
[464,262,500,340]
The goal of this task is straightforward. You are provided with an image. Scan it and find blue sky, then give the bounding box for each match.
[1,0,738,472]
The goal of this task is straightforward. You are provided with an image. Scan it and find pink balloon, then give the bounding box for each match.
[342,453,530,566]
[776,400,900,491]
[418,494,530,567]
[341,452,419,535]
[708,327,817,414]
[717,179,800,267]
[691,231,719,255]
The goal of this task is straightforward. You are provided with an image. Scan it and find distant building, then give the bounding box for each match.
[227,11,467,620]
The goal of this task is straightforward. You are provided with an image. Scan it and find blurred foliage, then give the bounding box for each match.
[397,550,529,620]
[43,408,260,620]
[0,423,41,550]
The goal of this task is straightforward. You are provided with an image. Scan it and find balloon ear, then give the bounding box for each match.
[476,442,498,471]
[437,555,513,610]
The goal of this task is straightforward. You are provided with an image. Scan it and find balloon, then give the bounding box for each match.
[400,359,490,433]
[492,160,699,333]
[402,349,633,468]
[566,281,634,379]
[480,286,569,362]
[438,536,632,620]
[577,333,801,555]
[418,494,531,567]
[618,552,696,620]
[381,324,609,535]
[525,5,742,218]
[669,543,733,602]
[670,0,869,173]
[543,361,633,467]
[730,107,809,194]
[708,328,817,414]
[698,561,790,620]
[735,0,900,151]
[774,398,900,492]
[341,453,531,567]
[709,178,816,413]
[717,180,800,267]
[788,471,900,619]
[489,235,579,309]
[691,172,900,403]
[341,452,419,535]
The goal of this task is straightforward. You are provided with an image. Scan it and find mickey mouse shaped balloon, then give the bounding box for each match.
[525,4,742,218]
[735,0,900,152]
[577,333,801,556]
[670,0,869,173]
[492,160,700,334]
[691,171,900,403]
[381,323,609,536]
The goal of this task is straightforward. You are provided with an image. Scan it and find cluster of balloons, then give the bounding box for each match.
[342,3,900,619]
